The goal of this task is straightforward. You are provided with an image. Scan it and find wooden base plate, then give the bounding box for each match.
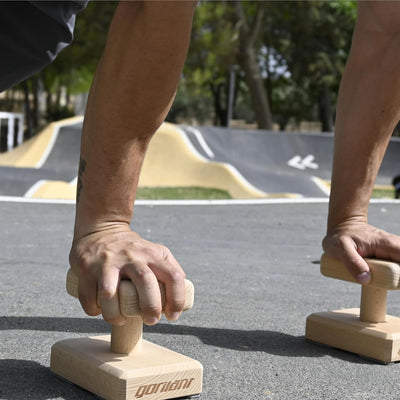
[50,335,203,400]
[306,308,400,363]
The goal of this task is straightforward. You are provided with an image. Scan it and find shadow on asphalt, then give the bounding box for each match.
[0,359,98,399]
[0,315,110,333]
[1,316,373,365]
[145,323,373,365]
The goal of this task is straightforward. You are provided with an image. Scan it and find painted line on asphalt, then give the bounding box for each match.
[23,180,47,198]
[0,195,75,204]
[310,176,330,196]
[35,117,84,168]
[176,126,268,197]
[183,126,215,159]
[1,195,400,206]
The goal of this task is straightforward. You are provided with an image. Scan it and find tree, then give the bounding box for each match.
[175,1,274,129]
[177,2,238,126]
[235,1,273,129]
[263,1,356,131]
[2,1,358,136]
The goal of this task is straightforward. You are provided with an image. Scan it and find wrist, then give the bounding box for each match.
[326,214,368,233]
[73,195,133,239]
[327,179,371,232]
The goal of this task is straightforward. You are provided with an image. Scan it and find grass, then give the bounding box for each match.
[136,186,232,200]
[136,185,397,200]
[372,186,396,199]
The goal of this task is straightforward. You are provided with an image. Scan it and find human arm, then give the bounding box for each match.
[68,1,197,326]
[322,1,400,283]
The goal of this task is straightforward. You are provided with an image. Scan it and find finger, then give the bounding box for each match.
[98,267,126,326]
[123,262,162,325]
[77,273,102,316]
[98,268,125,325]
[337,237,371,284]
[149,252,186,321]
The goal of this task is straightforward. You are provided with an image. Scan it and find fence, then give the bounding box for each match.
[0,112,24,152]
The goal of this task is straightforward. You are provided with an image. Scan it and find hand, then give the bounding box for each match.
[322,218,400,284]
[69,224,186,326]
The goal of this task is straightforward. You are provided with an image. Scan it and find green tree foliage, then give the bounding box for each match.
[48,1,117,95]
[172,1,274,128]
[261,1,357,131]
[4,1,357,135]
[173,0,356,131]
[170,2,238,126]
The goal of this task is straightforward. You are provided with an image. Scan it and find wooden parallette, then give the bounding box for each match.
[306,254,400,363]
[50,269,203,400]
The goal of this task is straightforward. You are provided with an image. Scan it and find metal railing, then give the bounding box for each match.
[0,112,24,152]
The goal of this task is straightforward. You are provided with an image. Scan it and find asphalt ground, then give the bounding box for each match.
[1,198,400,399]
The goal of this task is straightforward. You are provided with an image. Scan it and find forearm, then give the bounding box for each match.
[74,1,196,237]
[328,1,400,230]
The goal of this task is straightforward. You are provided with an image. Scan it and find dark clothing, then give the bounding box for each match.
[0,1,88,92]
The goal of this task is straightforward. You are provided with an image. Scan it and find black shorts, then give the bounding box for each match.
[0,1,88,92]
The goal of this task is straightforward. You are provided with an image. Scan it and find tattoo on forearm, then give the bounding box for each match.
[77,157,86,203]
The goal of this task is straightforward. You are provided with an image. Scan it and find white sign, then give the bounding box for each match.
[287,155,318,170]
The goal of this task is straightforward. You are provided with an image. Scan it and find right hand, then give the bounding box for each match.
[69,223,186,326]
[322,218,400,284]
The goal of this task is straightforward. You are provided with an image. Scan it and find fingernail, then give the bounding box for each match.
[144,317,159,326]
[169,312,180,321]
[357,271,371,284]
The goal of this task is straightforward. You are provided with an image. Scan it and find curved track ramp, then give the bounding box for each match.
[139,123,296,199]
[0,119,398,200]
[0,120,297,200]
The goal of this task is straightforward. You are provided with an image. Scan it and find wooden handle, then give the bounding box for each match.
[360,286,387,323]
[66,269,194,316]
[320,254,400,290]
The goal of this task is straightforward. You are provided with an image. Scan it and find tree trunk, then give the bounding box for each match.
[210,82,228,127]
[238,46,273,129]
[22,81,34,138]
[32,77,39,129]
[318,83,333,132]
[236,2,273,130]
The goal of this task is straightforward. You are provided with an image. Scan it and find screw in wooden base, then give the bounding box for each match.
[50,335,203,400]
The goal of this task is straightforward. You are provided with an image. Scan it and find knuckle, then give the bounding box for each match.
[169,269,186,282]
[72,253,92,273]
[169,299,185,312]
[160,245,175,260]
[99,250,112,263]
[134,267,154,282]
[160,265,186,284]
[98,285,115,300]
[146,304,162,314]
[142,304,162,317]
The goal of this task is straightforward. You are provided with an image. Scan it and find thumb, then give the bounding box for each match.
[340,238,371,284]
[324,235,371,284]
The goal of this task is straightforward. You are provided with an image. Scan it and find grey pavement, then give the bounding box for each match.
[1,199,400,399]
